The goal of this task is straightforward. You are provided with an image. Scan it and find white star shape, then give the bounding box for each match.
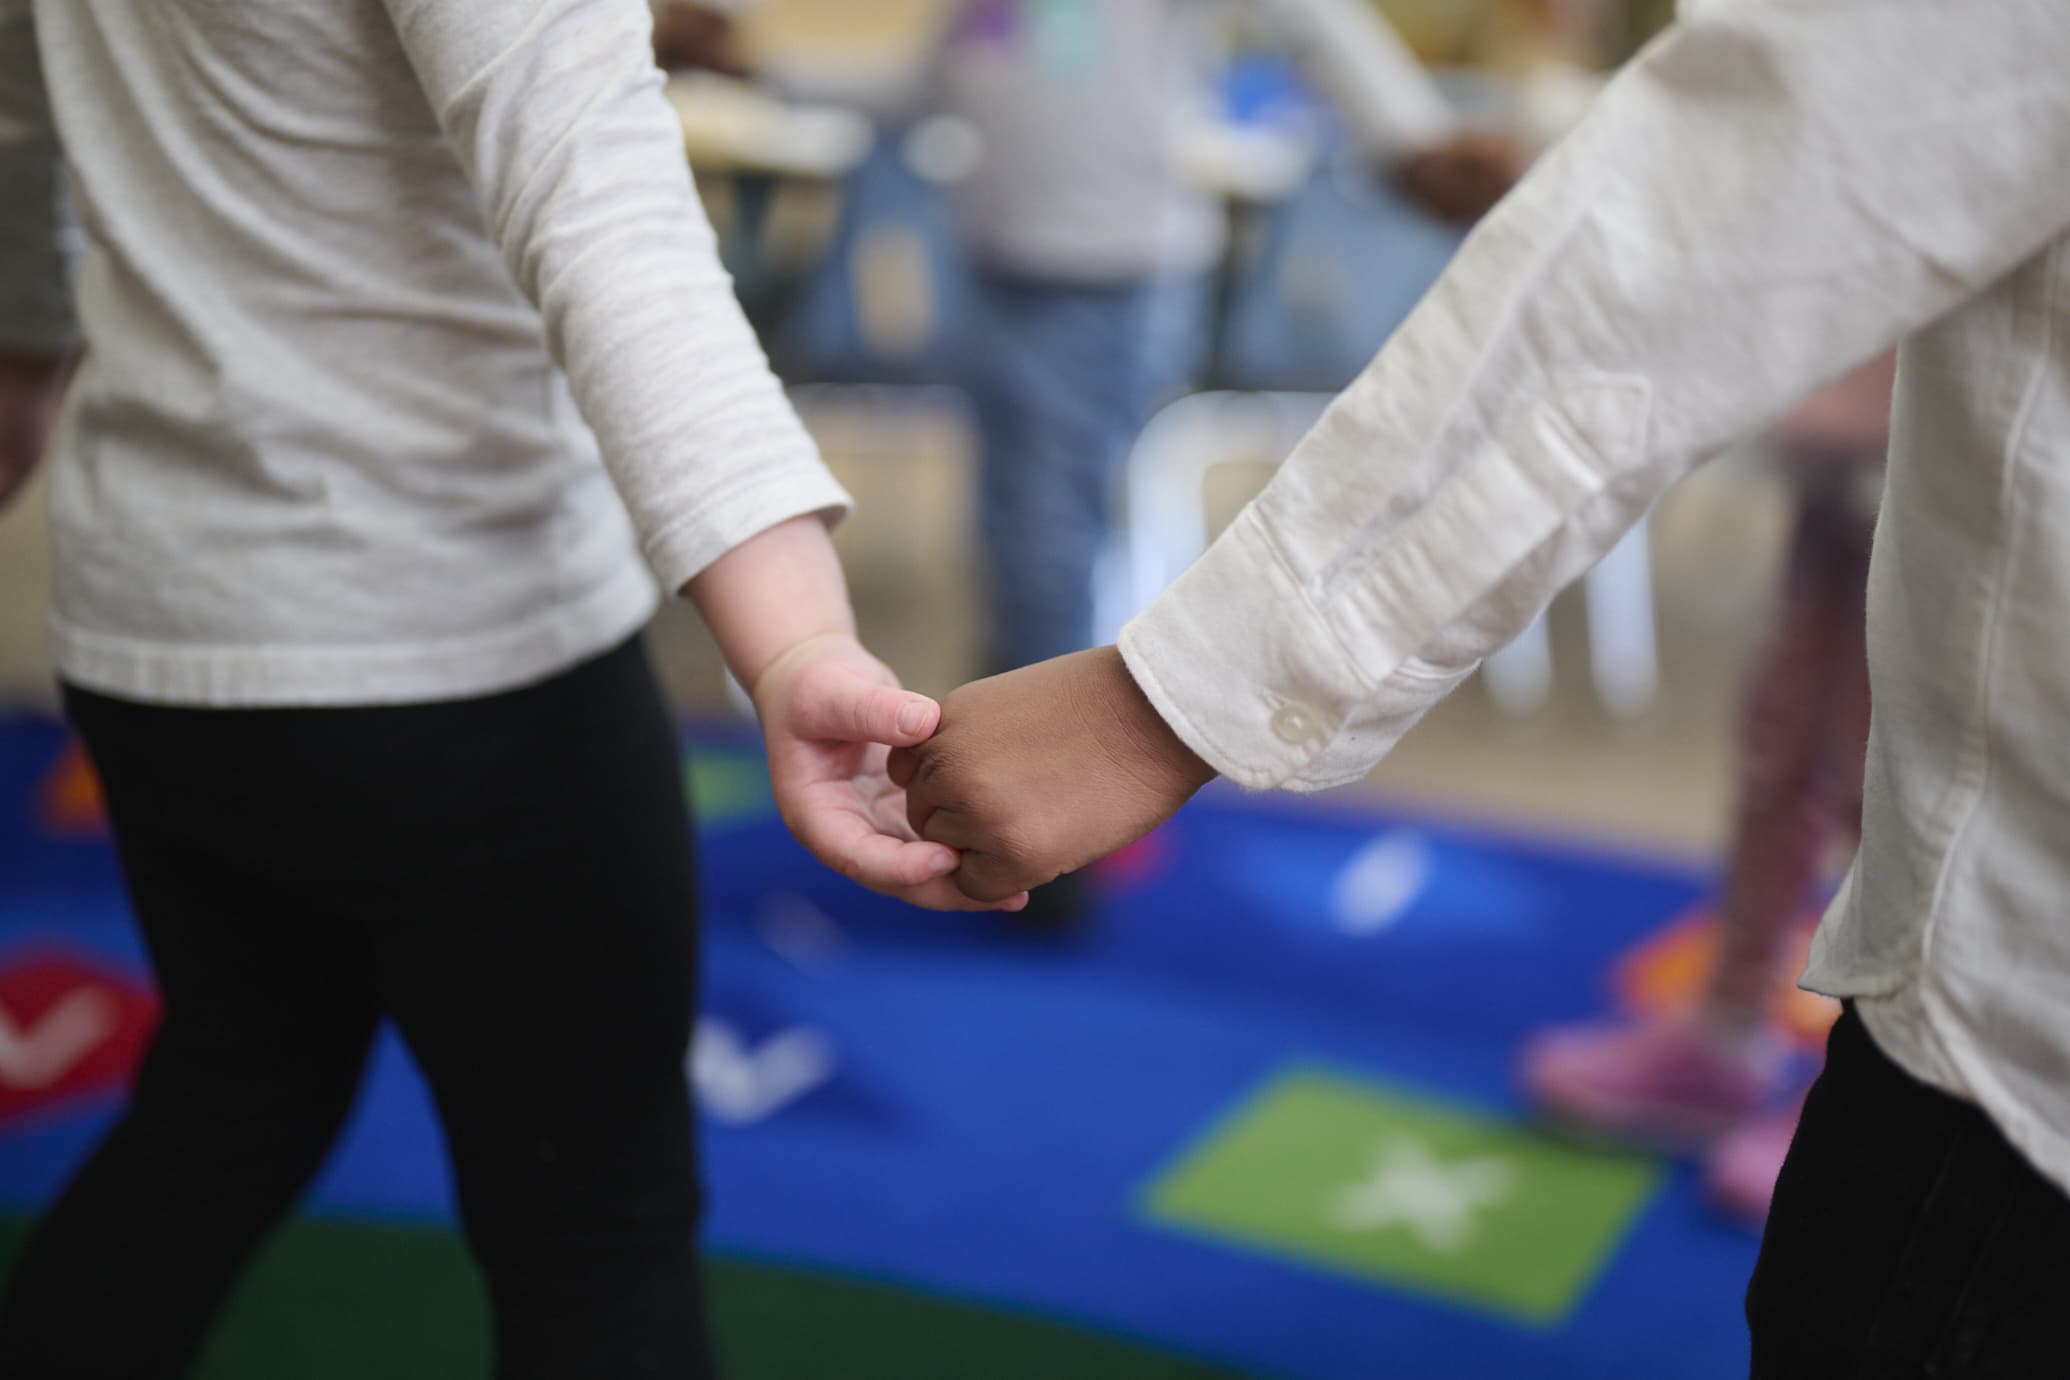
[1326,1135,1514,1255]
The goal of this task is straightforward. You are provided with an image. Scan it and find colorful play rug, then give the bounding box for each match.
[0,715,1790,1378]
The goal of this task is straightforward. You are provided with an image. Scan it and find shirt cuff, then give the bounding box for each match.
[644,447,853,596]
[1118,504,1472,793]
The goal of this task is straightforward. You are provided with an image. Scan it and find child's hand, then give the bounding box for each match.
[651,2,750,77]
[888,647,1217,904]
[1396,131,1528,225]
[751,632,1027,913]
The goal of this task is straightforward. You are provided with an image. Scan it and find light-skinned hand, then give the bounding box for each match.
[887,647,1218,904]
[752,631,1028,913]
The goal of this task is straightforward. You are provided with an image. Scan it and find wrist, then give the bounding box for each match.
[1091,646,1218,795]
[744,628,863,707]
[684,514,860,695]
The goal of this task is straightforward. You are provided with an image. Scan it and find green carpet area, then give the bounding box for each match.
[0,1216,1245,1378]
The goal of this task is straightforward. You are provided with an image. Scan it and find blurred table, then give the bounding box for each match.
[667,73,873,179]
[667,74,873,317]
[734,0,956,92]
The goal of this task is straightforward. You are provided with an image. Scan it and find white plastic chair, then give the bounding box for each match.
[1096,391,1659,719]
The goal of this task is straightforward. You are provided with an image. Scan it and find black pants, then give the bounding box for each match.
[1748,1005,2070,1378]
[0,638,711,1378]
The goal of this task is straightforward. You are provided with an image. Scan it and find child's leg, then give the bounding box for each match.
[359,639,709,1380]
[1701,476,1876,1217]
[1701,473,1875,1033]
[1,639,711,1378]
[1521,465,1879,1148]
[968,272,1166,673]
[0,691,380,1377]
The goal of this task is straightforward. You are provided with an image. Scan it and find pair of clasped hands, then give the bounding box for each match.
[758,642,1215,913]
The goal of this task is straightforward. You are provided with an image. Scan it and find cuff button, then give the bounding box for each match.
[1271,703,1322,746]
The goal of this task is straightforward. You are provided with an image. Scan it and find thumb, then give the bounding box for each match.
[790,671,940,745]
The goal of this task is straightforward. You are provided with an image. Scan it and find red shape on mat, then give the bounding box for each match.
[0,952,158,1127]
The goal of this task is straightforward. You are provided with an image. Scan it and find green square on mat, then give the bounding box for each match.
[1141,1067,1664,1324]
[684,747,774,826]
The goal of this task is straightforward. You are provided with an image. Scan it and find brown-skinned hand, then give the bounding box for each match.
[1394,130,1529,225]
[651,4,750,78]
[886,647,1219,904]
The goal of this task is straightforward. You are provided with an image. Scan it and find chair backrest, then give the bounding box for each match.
[1096,391,1330,644]
[1097,390,1659,719]
[771,130,975,386]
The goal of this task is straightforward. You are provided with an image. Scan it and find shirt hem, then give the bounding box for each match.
[1842,979,2070,1202]
[49,560,660,708]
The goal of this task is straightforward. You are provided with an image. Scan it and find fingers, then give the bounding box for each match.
[956,851,1045,906]
[890,875,1030,913]
[888,744,943,835]
[854,833,961,890]
[789,671,941,746]
[916,807,978,852]
[783,778,1030,913]
[792,799,960,891]
[917,811,1051,903]
[803,794,1030,910]
[865,787,921,842]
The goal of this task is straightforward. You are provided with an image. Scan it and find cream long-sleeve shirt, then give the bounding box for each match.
[1,0,848,706]
[1121,0,2070,1192]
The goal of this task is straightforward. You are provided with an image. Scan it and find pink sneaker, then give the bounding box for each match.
[1520,1018,1780,1151]
[1705,1093,1806,1225]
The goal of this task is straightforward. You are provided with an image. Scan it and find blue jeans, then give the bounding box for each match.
[968,270,1206,672]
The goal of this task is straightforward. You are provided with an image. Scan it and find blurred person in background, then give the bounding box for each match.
[942,0,1520,685]
[1524,354,1894,1224]
[895,2,2070,1371]
[0,2,1012,1375]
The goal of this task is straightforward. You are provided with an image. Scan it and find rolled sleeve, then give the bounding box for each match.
[1121,505,1458,792]
[383,0,848,594]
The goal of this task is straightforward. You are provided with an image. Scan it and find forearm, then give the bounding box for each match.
[683,514,856,694]
[386,0,850,596]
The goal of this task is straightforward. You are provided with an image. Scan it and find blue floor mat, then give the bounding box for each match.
[0,715,1760,1378]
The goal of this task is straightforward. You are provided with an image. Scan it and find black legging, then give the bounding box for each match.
[0,637,711,1378]
[1747,1006,2070,1377]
